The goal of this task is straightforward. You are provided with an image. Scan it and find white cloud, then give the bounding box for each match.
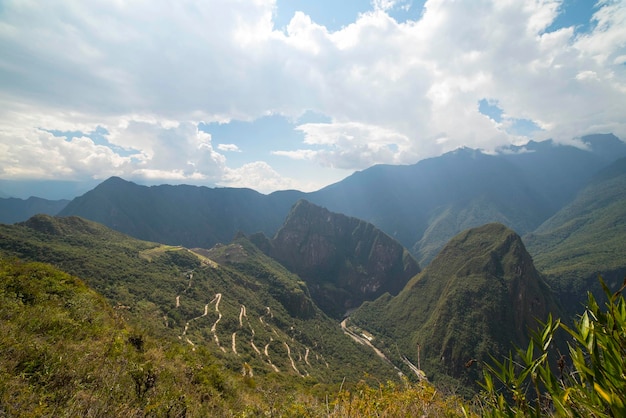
[372,0,399,12]
[273,121,414,169]
[219,161,300,193]
[0,110,228,183]
[107,120,227,181]
[271,149,318,160]
[0,125,131,180]
[217,143,242,152]
[0,0,624,192]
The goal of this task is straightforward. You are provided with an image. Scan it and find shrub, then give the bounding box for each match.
[479,276,626,417]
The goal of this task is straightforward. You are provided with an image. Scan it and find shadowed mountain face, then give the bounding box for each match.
[58,176,303,248]
[351,223,561,388]
[524,156,626,317]
[0,196,69,224]
[251,200,420,319]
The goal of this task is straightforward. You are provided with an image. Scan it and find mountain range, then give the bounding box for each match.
[1,134,623,263]
[2,133,619,266]
[1,132,626,411]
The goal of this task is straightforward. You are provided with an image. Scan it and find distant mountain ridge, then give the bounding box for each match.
[59,176,302,248]
[308,134,626,264]
[0,196,69,224]
[56,134,626,266]
[524,156,626,316]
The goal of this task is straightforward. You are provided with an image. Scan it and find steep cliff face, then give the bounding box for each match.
[252,200,420,319]
[352,223,562,386]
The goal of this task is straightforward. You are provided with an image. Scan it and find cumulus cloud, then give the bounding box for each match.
[217,143,242,152]
[107,120,227,179]
[219,161,300,193]
[274,121,414,169]
[0,0,624,192]
[0,125,131,180]
[0,111,227,183]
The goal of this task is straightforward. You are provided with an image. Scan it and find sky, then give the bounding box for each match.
[0,0,625,198]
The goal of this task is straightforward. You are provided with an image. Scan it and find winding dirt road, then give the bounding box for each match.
[284,342,302,376]
[340,318,401,373]
[210,293,225,352]
[239,304,246,327]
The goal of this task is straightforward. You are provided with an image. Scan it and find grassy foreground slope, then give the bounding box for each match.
[0,257,244,416]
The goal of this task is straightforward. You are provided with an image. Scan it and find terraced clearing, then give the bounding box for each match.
[139,244,218,268]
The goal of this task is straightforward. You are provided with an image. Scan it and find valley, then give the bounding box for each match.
[1,134,625,415]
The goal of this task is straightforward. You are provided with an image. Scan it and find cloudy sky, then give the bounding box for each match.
[1,0,625,198]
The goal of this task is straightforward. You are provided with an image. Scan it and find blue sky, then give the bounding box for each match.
[0,0,624,198]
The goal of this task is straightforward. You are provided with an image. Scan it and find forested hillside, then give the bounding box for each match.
[0,215,396,385]
[351,223,562,394]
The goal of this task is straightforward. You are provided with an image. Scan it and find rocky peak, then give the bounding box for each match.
[352,223,561,385]
[258,200,420,319]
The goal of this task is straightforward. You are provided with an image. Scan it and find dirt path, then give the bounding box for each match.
[263,339,280,372]
[210,293,225,352]
[178,293,212,350]
[401,355,427,380]
[210,293,222,333]
[284,342,302,376]
[181,302,210,335]
[175,271,194,307]
[239,304,246,327]
[232,332,238,354]
[259,306,272,325]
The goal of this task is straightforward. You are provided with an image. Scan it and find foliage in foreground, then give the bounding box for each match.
[479,277,626,417]
[329,378,474,417]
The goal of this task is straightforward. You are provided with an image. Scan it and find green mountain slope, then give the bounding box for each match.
[0,215,396,386]
[0,257,248,416]
[524,157,626,315]
[351,223,562,392]
[251,200,420,319]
